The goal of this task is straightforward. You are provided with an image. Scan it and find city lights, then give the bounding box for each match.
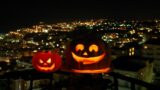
[0,19,160,90]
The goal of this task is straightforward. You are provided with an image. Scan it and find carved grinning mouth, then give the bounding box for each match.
[71,52,105,65]
[36,63,55,71]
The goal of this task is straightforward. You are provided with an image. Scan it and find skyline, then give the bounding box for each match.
[0,7,159,89]
[0,1,160,33]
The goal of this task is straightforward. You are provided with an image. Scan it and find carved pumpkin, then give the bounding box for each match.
[62,37,111,74]
[32,51,62,73]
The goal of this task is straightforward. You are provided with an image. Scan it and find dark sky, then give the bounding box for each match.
[0,1,160,33]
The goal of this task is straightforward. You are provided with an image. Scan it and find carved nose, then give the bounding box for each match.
[83,52,88,56]
[43,63,47,66]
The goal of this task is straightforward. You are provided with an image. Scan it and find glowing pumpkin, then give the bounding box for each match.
[32,51,62,73]
[62,37,111,74]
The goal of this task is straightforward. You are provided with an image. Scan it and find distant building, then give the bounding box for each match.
[112,56,154,90]
[111,42,142,58]
[142,39,160,84]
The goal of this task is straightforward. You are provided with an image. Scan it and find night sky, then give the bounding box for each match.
[0,1,160,33]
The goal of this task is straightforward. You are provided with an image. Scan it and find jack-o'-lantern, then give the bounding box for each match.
[32,51,62,73]
[62,37,111,74]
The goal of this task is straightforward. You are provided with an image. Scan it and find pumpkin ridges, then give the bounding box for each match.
[32,51,62,73]
[62,37,111,74]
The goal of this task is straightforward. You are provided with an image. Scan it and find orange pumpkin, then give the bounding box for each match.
[32,51,62,73]
[62,37,111,74]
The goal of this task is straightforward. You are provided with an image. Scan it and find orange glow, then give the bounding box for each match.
[36,63,55,71]
[89,44,98,52]
[72,67,111,73]
[71,52,105,65]
[39,59,44,64]
[83,52,88,55]
[46,58,51,64]
[75,44,84,51]
[32,51,62,73]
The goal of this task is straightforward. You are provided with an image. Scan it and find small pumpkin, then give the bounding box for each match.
[32,51,62,73]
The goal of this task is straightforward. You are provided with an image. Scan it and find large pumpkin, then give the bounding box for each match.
[32,51,62,73]
[62,37,111,74]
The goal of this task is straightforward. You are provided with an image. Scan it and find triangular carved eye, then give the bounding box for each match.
[75,44,84,52]
[89,44,98,52]
[39,59,44,64]
[47,58,51,64]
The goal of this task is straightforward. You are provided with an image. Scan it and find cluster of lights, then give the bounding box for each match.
[0,19,159,58]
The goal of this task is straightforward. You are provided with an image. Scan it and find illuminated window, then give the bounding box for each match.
[129,47,135,56]
[132,51,134,55]
[144,46,148,49]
